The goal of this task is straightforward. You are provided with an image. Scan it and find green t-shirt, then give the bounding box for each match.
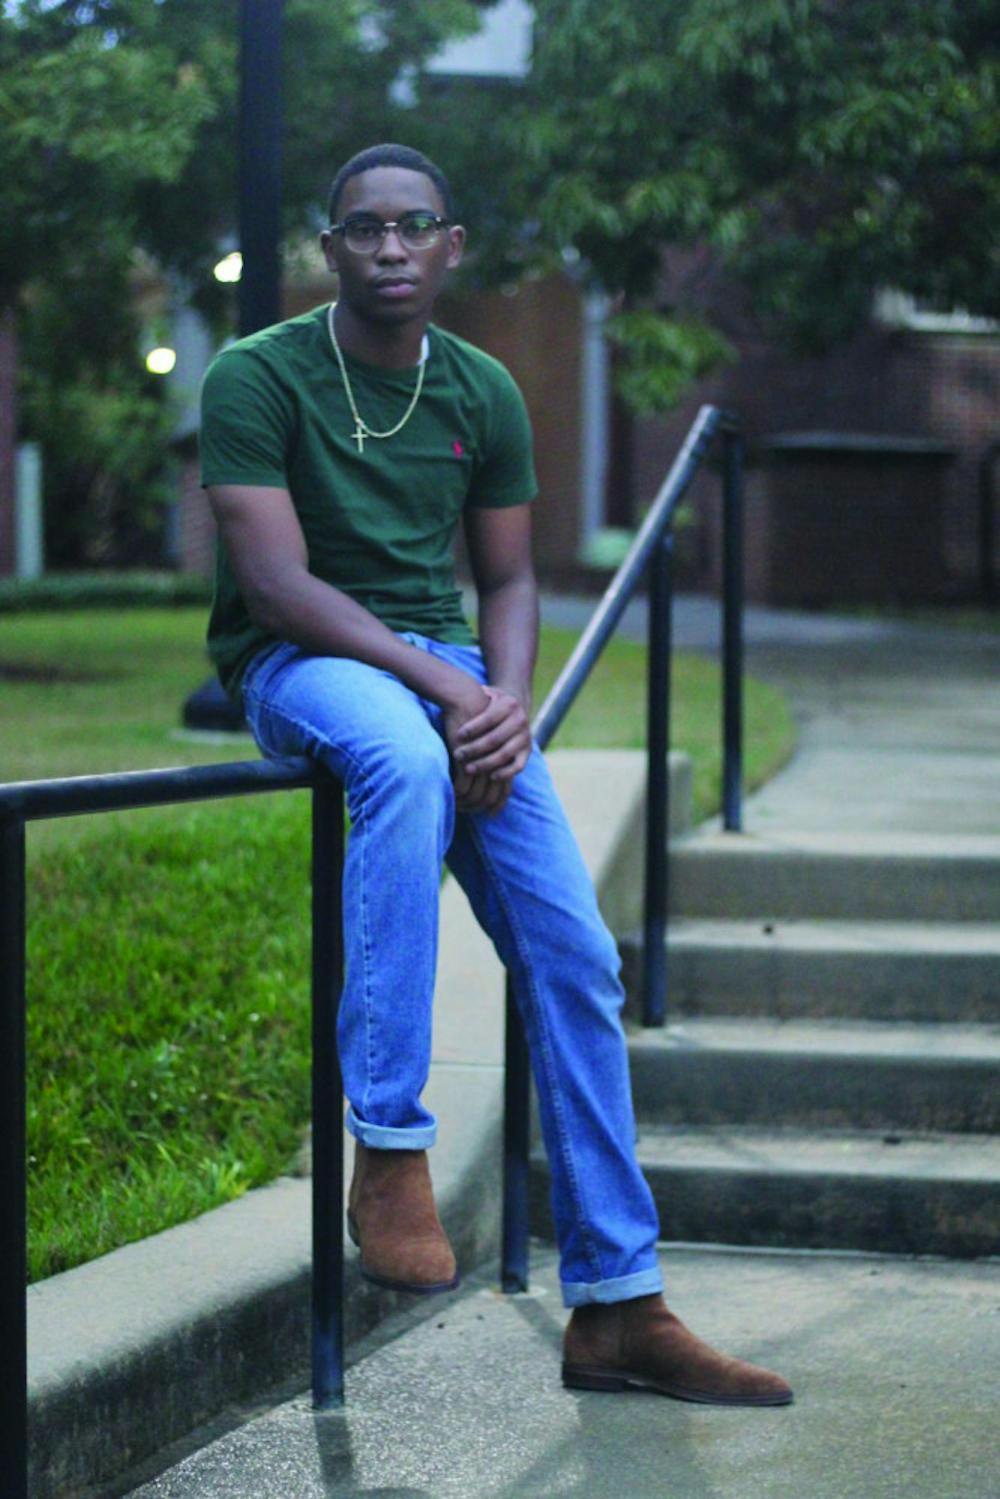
[199,304,538,699]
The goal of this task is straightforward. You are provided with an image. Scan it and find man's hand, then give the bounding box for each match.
[451,764,513,815]
[443,685,532,815]
[454,686,532,778]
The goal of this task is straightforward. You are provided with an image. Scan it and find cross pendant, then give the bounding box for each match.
[352,421,366,454]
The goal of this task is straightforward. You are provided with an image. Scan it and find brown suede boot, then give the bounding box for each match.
[347,1143,459,1295]
[563,1293,793,1406]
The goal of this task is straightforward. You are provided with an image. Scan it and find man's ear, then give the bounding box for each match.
[446,225,466,271]
[319,229,337,272]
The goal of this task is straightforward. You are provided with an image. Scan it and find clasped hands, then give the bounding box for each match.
[444,685,532,815]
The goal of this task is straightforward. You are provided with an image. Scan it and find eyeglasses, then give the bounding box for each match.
[328,212,452,255]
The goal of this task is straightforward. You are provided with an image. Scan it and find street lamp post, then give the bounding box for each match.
[239,0,284,338]
[184,0,284,733]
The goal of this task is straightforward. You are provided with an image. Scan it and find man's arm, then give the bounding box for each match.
[208,483,491,740]
[452,503,537,811]
[468,502,539,712]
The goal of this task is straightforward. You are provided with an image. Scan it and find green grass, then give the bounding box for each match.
[0,610,240,788]
[2,609,795,1280]
[27,797,314,1278]
[838,602,1000,634]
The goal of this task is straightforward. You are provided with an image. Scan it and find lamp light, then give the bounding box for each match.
[146,347,177,375]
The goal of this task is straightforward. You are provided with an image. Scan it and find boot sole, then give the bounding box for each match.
[347,1212,461,1296]
[562,1363,794,1406]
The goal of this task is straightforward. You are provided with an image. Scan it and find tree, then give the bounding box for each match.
[1,0,488,563]
[2,0,492,306]
[490,0,1000,411]
[10,0,995,555]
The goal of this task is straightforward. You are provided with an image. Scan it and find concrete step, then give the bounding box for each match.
[624,1018,1000,1132]
[668,830,1000,921]
[620,918,1000,1023]
[529,1127,1000,1257]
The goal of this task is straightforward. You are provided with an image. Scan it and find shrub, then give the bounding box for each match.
[0,571,212,613]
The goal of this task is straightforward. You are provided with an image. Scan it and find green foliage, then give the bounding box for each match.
[11,30,213,181]
[19,276,180,564]
[2,0,489,301]
[0,1,216,307]
[0,570,212,613]
[483,0,1000,399]
[9,0,991,518]
[607,311,736,415]
[2,0,487,564]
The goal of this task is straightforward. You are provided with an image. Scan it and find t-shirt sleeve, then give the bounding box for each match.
[199,347,295,489]
[465,362,538,509]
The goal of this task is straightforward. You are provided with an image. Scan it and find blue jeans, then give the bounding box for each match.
[242,634,663,1307]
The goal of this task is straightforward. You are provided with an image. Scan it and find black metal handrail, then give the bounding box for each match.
[502,401,745,1290]
[0,758,345,1499]
[1,401,745,1494]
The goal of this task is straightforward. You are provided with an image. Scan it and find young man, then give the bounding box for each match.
[200,143,792,1406]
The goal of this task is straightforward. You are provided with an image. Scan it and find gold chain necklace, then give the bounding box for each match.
[327,303,427,454]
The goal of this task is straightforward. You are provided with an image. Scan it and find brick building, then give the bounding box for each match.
[635,261,1000,604]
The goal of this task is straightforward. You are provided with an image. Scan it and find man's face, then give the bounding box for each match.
[321,166,464,327]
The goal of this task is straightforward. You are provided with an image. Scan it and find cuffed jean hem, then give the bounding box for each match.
[561,1265,665,1309]
[345,1105,438,1151]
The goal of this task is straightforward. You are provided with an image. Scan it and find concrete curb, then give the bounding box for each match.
[27,748,691,1498]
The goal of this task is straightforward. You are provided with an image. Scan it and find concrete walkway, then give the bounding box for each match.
[120,597,999,1499]
[125,1245,1000,1499]
[541,591,1000,834]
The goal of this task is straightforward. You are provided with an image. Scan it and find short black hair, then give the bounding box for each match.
[327,143,455,223]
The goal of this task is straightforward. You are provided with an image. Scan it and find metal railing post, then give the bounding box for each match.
[310,779,345,1408]
[501,978,530,1293]
[239,0,284,338]
[0,756,340,1470]
[0,814,28,1499]
[643,532,674,1028]
[722,427,745,832]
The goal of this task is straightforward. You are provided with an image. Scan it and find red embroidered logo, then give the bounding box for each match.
[452,440,464,457]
